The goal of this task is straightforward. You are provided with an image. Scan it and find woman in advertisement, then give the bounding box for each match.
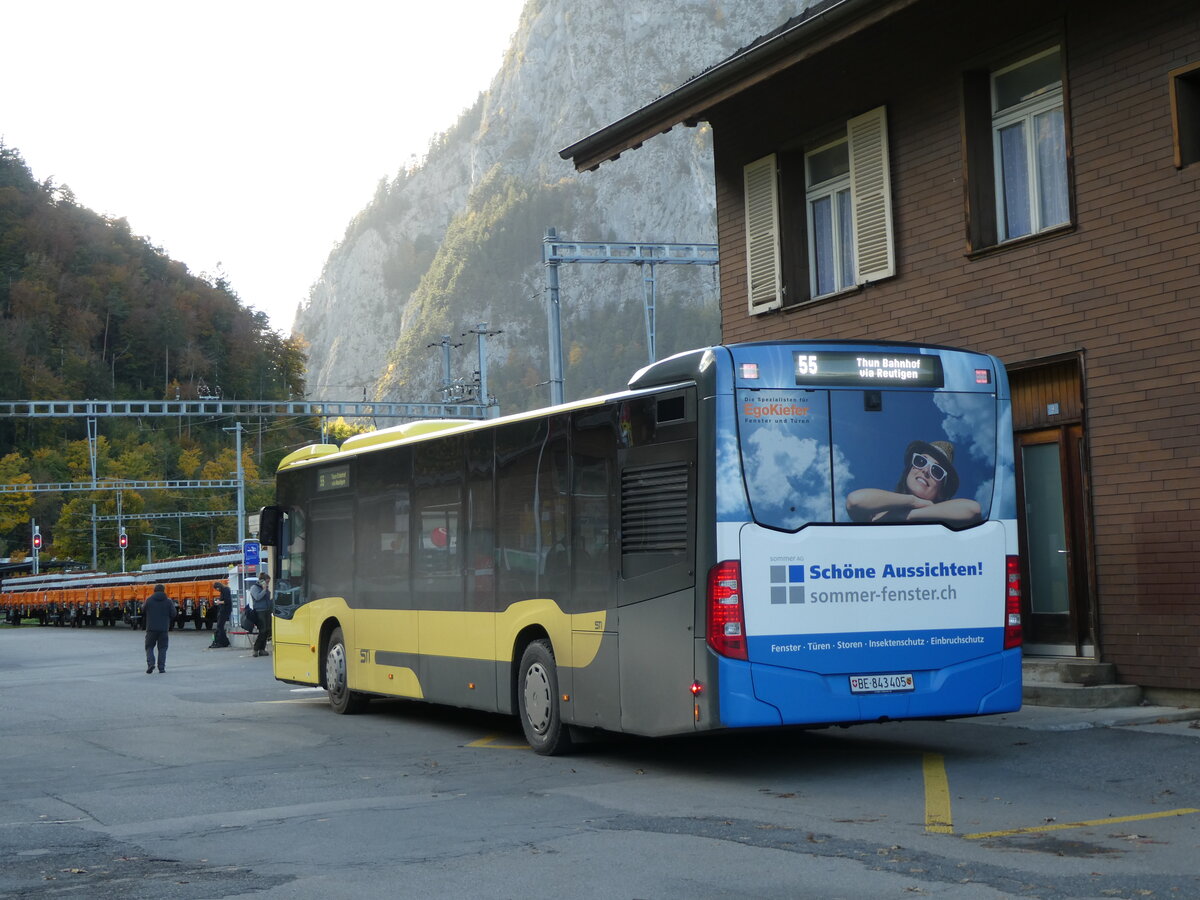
[845,439,982,526]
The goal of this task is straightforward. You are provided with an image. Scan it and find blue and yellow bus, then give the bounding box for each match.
[260,341,1021,754]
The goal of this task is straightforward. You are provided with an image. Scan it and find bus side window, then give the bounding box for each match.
[496,415,571,607]
[496,420,539,605]
[466,430,495,612]
[413,436,464,611]
[276,509,306,607]
[538,432,571,601]
[572,406,618,613]
[355,447,413,610]
[309,498,354,603]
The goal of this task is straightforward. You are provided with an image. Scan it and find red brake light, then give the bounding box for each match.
[1004,555,1023,649]
[707,561,747,660]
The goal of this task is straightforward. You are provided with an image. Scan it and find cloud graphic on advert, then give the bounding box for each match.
[743,427,841,527]
[934,393,996,463]
[716,428,750,519]
[974,478,994,508]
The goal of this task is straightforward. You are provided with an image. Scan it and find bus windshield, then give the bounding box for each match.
[736,387,997,530]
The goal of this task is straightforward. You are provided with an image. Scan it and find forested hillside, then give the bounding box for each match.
[0,143,311,568]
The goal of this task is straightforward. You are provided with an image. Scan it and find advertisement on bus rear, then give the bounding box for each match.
[737,524,1006,672]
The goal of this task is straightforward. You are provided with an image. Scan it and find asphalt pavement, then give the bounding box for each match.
[969,701,1200,735]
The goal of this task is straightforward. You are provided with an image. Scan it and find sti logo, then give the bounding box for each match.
[770,565,805,605]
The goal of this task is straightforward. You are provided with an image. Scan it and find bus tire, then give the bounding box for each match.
[326,627,369,715]
[518,639,573,756]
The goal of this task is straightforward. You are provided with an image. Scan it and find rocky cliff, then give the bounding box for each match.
[295,0,808,411]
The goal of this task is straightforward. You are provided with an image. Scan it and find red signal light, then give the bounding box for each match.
[706,560,748,660]
[118,532,129,550]
[32,532,42,551]
[1004,555,1022,649]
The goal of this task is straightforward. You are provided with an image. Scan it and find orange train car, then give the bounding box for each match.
[2,551,243,630]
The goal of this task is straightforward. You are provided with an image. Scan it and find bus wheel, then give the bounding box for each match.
[518,640,573,756]
[326,627,368,715]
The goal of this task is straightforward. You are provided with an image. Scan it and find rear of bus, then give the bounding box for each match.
[706,342,1021,728]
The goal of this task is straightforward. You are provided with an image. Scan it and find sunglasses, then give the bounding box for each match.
[911,453,948,482]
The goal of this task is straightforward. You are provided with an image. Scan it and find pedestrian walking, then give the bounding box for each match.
[249,573,272,658]
[209,581,232,648]
[143,584,175,673]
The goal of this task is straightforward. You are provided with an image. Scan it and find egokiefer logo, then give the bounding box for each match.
[769,564,805,605]
[742,401,811,420]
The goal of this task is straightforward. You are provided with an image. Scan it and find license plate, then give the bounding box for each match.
[849,673,914,694]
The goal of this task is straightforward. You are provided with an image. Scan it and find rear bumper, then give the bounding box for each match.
[715,646,1022,727]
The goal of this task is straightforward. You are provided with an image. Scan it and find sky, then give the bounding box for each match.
[2,0,527,334]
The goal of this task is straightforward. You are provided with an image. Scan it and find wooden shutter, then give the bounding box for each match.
[743,154,782,314]
[847,106,895,284]
[962,70,998,249]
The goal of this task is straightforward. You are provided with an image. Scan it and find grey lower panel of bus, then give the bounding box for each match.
[373,650,500,713]
[375,651,420,669]
[425,653,499,712]
[615,587,698,737]
[563,629,620,730]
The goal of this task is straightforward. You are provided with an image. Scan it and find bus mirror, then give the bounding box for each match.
[258,505,284,547]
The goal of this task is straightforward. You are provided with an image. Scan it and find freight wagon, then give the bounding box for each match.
[1,551,243,630]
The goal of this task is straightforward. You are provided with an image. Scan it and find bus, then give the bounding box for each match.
[258,341,1021,754]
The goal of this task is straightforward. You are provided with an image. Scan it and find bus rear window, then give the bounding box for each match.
[737,389,996,530]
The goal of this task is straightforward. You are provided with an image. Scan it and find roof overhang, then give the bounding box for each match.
[559,0,915,172]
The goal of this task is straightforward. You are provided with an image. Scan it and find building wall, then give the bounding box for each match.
[708,0,1200,689]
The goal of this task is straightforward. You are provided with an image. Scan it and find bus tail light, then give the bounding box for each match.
[707,561,747,660]
[1004,556,1023,649]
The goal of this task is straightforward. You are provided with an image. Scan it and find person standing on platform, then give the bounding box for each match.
[249,573,272,658]
[143,584,175,673]
[209,581,232,648]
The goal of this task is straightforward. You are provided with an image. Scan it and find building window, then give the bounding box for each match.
[743,106,894,314]
[991,48,1069,241]
[1170,61,1200,169]
[806,140,855,297]
[965,45,1072,250]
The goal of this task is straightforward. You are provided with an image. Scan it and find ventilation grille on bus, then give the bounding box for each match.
[622,462,690,554]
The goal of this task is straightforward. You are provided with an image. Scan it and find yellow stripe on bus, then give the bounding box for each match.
[272,595,609,698]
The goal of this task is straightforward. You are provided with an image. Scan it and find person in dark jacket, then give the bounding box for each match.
[143,584,175,673]
[249,573,272,657]
[209,581,232,648]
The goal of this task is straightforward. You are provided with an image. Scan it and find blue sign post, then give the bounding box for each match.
[242,539,261,571]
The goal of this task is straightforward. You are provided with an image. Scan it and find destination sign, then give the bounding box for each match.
[317,464,350,492]
[794,351,944,388]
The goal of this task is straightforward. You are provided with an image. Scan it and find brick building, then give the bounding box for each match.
[563,0,1200,700]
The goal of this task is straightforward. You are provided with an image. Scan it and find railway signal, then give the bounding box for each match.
[118,529,128,550]
[32,529,42,551]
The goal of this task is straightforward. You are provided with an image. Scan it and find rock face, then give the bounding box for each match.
[295,0,809,411]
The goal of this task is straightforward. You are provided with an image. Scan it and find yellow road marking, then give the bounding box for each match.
[963,808,1200,840]
[923,752,954,834]
[466,734,529,750]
